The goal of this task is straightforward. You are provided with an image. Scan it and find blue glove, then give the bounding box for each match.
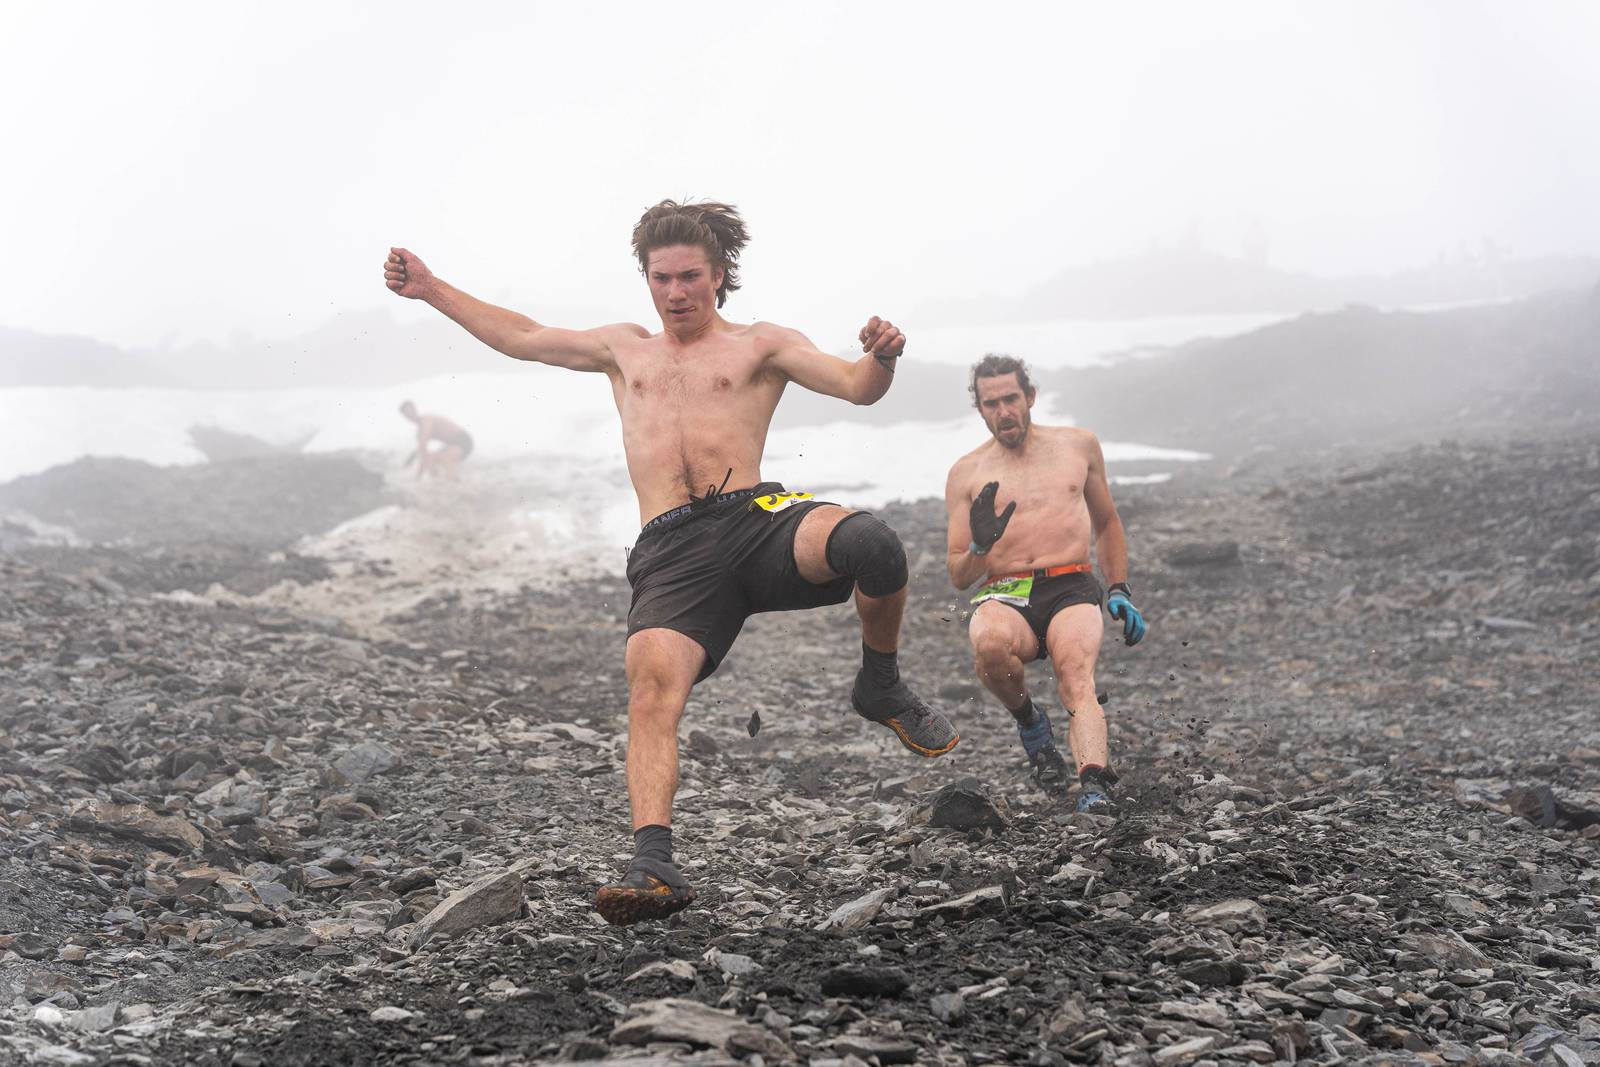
[1105,582,1146,646]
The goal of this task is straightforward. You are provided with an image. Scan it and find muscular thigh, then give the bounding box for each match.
[625,628,705,701]
[792,504,853,584]
[1044,603,1104,685]
[969,599,1040,661]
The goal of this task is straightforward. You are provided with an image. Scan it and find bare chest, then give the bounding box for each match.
[971,442,1089,516]
[617,339,771,410]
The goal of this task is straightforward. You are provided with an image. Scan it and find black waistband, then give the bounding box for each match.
[637,483,781,537]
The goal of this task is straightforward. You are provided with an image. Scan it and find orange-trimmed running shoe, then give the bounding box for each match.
[595,857,696,926]
[852,674,960,758]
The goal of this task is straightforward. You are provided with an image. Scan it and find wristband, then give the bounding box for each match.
[1106,581,1132,601]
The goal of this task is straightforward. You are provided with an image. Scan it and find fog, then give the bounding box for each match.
[6,8,1600,1045]
[5,0,1600,353]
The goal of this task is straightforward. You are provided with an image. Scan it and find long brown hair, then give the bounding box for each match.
[630,199,750,308]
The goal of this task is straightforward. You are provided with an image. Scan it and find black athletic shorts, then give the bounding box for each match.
[974,570,1104,661]
[431,432,473,458]
[625,482,854,682]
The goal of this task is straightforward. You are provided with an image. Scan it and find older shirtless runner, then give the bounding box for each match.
[384,200,957,924]
[945,355,1147,812]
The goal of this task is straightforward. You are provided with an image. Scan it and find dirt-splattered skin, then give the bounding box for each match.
[382,220,951,910]
[944,373,1130,588]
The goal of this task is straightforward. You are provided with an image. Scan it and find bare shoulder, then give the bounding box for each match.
[1058,425,1103,453]
[748,320,808,351]
[594,322,652,342]
[947,440,991,482]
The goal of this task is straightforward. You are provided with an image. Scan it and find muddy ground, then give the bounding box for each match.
[2,434,1598,1066]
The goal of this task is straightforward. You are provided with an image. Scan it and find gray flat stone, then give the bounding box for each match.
[816,887,895,933]
[917,885,1005,923]
[1400,932,1491,969]
[331,741,399,785]
[626,959,697,984]
[830,1035,918,1064]
[931,991,965,1023]
[610,998,786,1058]
[1188,898,1267,935]
[407,869,523,950]
[1154,1035,1217,1067]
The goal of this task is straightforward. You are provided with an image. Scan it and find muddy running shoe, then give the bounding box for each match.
[594,857,696,926]
[1017,708,1071,791]
[1075,768,1118,814]
[852,673,960,757]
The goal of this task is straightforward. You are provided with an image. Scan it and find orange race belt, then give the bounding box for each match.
[993,562,1094,582]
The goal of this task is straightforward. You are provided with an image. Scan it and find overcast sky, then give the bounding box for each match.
[4,0,1598,348]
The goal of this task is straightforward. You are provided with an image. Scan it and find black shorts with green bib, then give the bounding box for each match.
[971,570,1104,661]
[625,483,853,682]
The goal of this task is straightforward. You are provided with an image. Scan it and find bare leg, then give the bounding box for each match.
[968,600,1039,713]
[1044,603,1108,773]
[792,505,901,651]
[623,628,704,829]
[435,444,466,481]
[791,504,957,756]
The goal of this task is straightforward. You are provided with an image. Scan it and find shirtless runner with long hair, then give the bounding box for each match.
[384,200,958,924]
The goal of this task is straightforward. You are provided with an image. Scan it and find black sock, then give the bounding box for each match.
[1009,695,1039,728]
[861,642,899,689]
[633,824,673,865]
[1080,766,1110,789]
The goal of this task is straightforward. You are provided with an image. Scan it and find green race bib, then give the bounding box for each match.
[971,575,1033,606]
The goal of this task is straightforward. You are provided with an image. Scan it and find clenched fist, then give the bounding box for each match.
[383,247,436,300]
[858,316,906,367]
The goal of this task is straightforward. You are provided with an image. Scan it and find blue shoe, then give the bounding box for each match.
[1017,708,1070,791]
[1075,769,1118,814]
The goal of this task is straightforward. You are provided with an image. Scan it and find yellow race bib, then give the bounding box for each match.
[751,490,815,514]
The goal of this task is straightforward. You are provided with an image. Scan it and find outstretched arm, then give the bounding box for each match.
[1082,434,1128,585]
[766,317,905,405]
[384,248,639,372]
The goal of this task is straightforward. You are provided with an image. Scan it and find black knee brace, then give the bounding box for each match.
[824,512,908,597]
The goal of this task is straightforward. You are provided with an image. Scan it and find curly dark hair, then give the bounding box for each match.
[969,353,1034,408]
[630,199,750,308]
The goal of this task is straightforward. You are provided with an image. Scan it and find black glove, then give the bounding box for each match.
[968,481,1016,555]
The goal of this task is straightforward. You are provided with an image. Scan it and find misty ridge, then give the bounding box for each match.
[913,242,1600,325]
[2,244,1599,512]
[5,246,1598,398]
[776,275,1600,463]
[1058,284,1600,464]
